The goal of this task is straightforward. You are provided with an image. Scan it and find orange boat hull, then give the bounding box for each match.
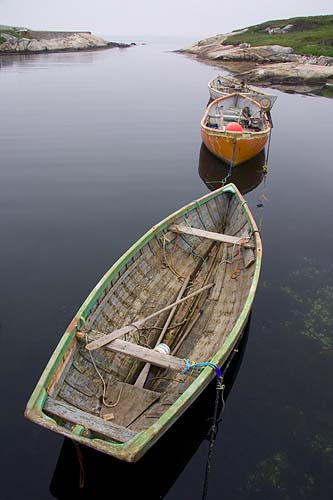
[201,128,269,166]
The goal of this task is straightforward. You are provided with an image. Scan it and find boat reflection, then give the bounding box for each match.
[199,143,266,195]
[50,322,250,500]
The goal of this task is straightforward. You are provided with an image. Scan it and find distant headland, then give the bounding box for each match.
[0,25,132,54]
[178,15,333,92]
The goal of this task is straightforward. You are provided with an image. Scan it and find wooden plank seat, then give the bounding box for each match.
[77,331,187,372]
[43,397,137,442]
[169,224,254,248]
[223,114,241,120]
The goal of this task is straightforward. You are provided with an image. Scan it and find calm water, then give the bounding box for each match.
[1,37,333,500]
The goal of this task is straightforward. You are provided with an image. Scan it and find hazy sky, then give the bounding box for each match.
[1,0,332,39]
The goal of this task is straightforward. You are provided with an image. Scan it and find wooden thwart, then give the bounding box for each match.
[44,397,137,442]
[77,331,187,371]
[170,224,254,248]
[85,282,214,351]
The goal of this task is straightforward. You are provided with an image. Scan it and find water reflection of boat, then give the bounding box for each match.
[50,325,250,500]
[199,143,266,195]
[208,75,277,111]
[201,93,271,165]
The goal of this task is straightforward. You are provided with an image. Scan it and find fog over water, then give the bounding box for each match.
[0,37,333,500]
[1,0,332,36]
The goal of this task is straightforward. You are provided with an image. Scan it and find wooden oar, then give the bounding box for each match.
[172,311,202,355]
[85,283,215,351]
[134,275,191,388]
[171,242,225,354]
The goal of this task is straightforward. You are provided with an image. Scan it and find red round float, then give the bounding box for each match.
[225,122,243,132]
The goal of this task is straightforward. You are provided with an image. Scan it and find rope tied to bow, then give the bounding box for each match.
[181,359,223,381]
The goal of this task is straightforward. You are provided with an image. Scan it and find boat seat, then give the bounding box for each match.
[43,397,137,442]
[228,106,241,112]
[169,224,254,248]
[77,331,186,371]
[223,115,241,122]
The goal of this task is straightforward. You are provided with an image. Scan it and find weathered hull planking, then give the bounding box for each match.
[25,184,262,462]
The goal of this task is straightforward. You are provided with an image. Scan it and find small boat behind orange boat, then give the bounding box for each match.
[208,75,277,111]
[201,93,272,166]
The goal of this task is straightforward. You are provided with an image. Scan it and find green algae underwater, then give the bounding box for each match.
[238,257,333,500]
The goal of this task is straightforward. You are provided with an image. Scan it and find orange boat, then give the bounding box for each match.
[201,93,272,166]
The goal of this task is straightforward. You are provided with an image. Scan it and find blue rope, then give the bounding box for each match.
[182,359,222,381]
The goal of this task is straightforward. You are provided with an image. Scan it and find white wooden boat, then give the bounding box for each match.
[209,75,277,110]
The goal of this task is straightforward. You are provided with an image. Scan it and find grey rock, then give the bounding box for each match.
[268,24,294,34]
[285,54,299,62]
[27,39,49,51]
[227,28,249,37]
[317,56,333,66]
[17,38,30,51]
[268,45,294,55]
[268,27,284,34]
[178,35,333,88]
[212,44,295,62]
[239,62,333,85]
[198,35,222,46]
[1,33,19,43]
[0,31,116,53]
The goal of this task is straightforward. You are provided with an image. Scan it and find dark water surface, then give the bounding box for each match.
[1,37,333,500]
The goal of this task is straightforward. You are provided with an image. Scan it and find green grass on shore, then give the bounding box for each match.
[0,28,23,37]
[0,28,36,44]
[223,15,333,57]
[0,28,25,44]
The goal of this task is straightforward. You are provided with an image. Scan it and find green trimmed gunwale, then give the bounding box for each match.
[25,183,262,462]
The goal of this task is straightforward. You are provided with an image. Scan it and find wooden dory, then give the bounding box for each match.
[208,75,277,111]
[25,184,262,462]
[201,93,271,166]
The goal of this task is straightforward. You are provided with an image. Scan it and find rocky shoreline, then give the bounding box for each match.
[0,29,131,54]
[178,33,333,92]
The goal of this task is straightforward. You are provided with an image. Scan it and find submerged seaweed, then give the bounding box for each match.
[311,432,333,465]
[301,286,333,350]
[236,257,333,500]
[280,258,333,351]
[246,452,290,497]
